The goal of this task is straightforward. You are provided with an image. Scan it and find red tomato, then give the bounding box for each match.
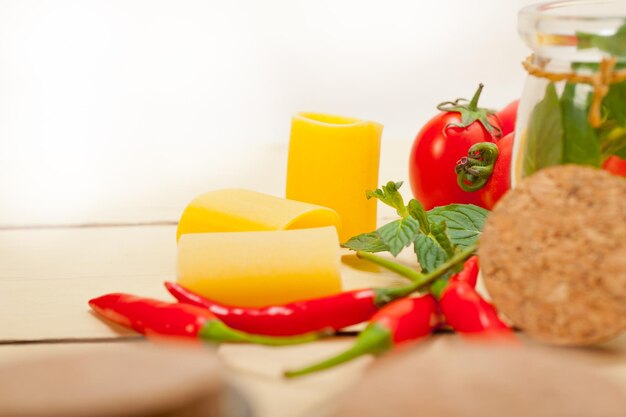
[479,132,513,209]
[603,156,626,177]
[497,100,519,137]
[409,85,501,210]
[409,115,496,209]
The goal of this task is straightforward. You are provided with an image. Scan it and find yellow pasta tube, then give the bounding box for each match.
[177,226,342,307]
[286,112,383,242]
[176,188,341,241]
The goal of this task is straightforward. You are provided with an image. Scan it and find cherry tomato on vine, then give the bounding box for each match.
[497,99,519,137]
[409,84,502,210]
[479,133,513,209]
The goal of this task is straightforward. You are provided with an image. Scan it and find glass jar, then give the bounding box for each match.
[512,0,626,186]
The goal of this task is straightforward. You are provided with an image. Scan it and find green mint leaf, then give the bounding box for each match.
[603,80,626,126]
[523,82,564,176]
[341,232,389,253]
[571,63,626,160]
[561,82,601,166]
[577,22,626,56]
[427,204,488,249]
[366,181,408,218]
[429,221,456,258]
[377,216,420,257]
[407,199,430,234]
[413,234,447,273]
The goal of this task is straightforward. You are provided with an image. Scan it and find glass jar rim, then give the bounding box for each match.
[519,0,626,61]
[520,0,626,21]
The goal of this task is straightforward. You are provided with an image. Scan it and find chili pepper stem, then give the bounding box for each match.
[356,251,423,282]
[358,243,477,301]
[284,324,392,378]
[199,321,329,346]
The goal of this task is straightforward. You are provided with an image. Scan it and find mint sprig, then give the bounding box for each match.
[341,232,388,253]
[377,217,420,257]
[342,181,488,273]
[427,204,488,249]
[413,234,447,273]
[365,181,407,217]
[407,199,429,234]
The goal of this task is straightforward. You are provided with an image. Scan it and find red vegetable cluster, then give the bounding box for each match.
[409,85,517,210]
[89,253,513,378]
[411,85,626,212]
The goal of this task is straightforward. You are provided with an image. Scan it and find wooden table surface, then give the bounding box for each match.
[1,142,625,417]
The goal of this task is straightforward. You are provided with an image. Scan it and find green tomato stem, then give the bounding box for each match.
[456,142,499,192]
[469,83,485,111]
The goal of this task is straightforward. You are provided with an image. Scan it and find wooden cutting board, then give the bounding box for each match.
[0,343,251,417]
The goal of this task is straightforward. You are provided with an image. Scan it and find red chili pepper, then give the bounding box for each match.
[284,295,438,378]
[165,282,406,336]
[165,247,473,338]
[89,293,326,345]
[439,281,511,334]
[451,255,479,288]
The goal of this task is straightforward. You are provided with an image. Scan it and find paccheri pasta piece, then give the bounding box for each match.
[286,112,382,242]
[177,226,342,307]
[176,188,341,241]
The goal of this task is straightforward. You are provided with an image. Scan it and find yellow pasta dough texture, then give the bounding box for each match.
[176,188,342,242]
[177,226,342,307]
[286,112,382,242]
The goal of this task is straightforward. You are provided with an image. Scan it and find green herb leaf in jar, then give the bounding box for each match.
[514,3,626,183]
[523,83,564,177]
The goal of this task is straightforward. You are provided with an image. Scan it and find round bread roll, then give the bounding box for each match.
[0,344,246,417]
[330,341,626,417]
[479,165,626,345]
